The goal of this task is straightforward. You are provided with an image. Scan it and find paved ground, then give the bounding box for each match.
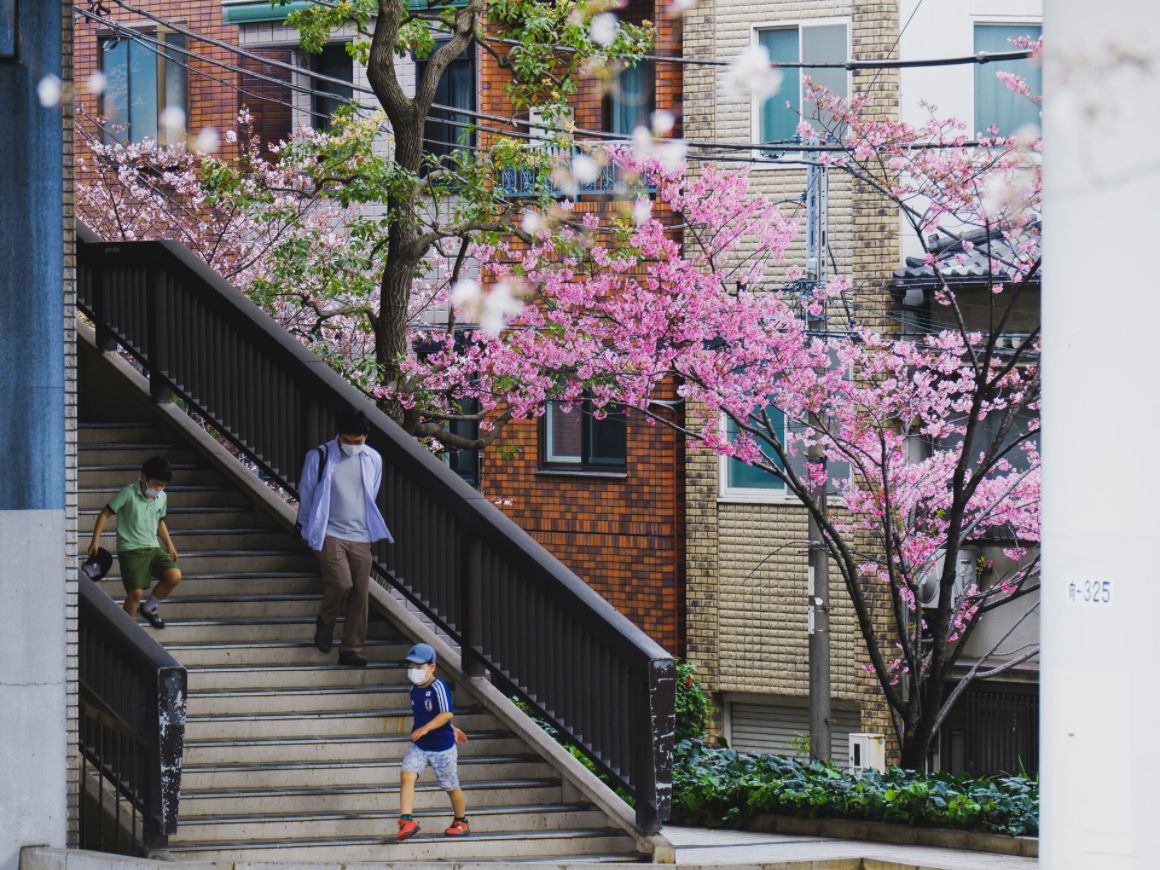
[663,825,1038,868]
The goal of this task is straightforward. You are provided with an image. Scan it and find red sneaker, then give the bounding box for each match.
[397,818,420,841]
[444,819,470,837]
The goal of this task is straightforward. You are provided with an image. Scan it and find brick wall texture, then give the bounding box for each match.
[477,0,688,656]
[682,0,904,757]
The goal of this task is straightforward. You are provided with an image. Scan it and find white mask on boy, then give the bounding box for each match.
[340,442,363,458]
[407,667,429,686]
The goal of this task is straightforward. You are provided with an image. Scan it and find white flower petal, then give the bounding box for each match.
[450,278,482,308]
[521,210,544,235]
[632,197,652,224]
[86,72,108,96]
[571,154,601,184]
[590,13,618,48]
[723,45,782,102]
[651,109,676,136]
[37,75,62,108]
[159,106,186,140]
[194,127,220,153]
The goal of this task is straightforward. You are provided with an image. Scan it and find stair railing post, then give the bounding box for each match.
[148,261,172,403]
[462,535,484,677]
[633,657,675,834]
[92,253,117,352]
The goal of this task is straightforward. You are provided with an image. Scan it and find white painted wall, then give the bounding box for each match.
[1041,2,1160,866]
[897,0,1043,260]
[0,512,68,870]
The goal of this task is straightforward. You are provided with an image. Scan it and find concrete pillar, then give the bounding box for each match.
[1041,2,1160,867]
[0,1,68,868]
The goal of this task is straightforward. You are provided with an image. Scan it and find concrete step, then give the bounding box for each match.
[94,527,294,551]
[80,464,224,487]
[103,550,317,575]
[98,572,320,599]
[81,505,269,530]
[177,778,565,817]
[166,828,639,862]
[80,485,250,510]
[183,708,500,741]
[163,638,408,667]
[169,804,610,843]
[187,683,417,716]
[123,616,342,644]
[78,444,200,465]
[182,731,525,765]
[148,594,323,621]
[78,422,170,444]
[186,660,408,691]
[179,755,552,791]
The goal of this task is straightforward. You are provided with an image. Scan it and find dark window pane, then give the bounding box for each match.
[128,38,158,142]
[726,406,786,490]
[240,47,294,152]
[161,32,187,144]
[758,28,799,144]
[604,61,654,135]
[587,405,626,465]
[417,44,477,159]
[312,43,354,131]
[100,37,130,142]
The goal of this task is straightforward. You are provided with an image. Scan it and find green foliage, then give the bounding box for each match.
[671,739,1038,837]
[674,660,711,744]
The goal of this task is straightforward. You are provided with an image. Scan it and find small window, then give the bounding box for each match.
[756,23,848,146]
[311,43,354,132]
[239,47,294,153]
[973,24,1042,135]
[100,31,188,144]
[542,400,627,469]
[416,43,477,160]
[604,61,655,135]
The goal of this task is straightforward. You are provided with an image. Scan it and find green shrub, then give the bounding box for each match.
[671,739,1038,837]
[675,660,712,743]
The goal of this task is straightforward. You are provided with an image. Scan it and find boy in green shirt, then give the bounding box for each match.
[87,456,182,629]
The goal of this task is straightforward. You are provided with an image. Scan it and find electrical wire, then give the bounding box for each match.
[81,2,1036,157]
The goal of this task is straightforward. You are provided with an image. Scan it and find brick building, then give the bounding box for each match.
[477,0,689,657]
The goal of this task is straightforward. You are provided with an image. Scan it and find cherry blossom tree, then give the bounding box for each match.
[431,87,1042,766]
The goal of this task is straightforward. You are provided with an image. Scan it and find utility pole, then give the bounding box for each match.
[805,159,832,763]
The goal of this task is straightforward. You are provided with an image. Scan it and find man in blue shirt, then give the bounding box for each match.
[397,643,469,840]
[296,408,393,667]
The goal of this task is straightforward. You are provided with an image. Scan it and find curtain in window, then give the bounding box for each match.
[161,33,187,144]
[101,38,130,141]
[726,408,786,489]
[800,24,846,127]
[419,47,476,158]
[606,62,654,135]
[758,29,799,145]
[312,43,354,131]
[974,24,1042,135]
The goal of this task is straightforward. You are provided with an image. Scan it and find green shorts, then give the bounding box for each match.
[118,548,177,593]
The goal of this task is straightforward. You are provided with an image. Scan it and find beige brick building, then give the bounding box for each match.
[681,0,1042,770]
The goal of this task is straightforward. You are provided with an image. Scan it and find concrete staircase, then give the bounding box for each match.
[80,418,648,863]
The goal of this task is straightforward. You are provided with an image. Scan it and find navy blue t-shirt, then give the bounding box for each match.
[410,677,455,751]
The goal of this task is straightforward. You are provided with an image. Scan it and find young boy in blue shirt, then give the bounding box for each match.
[397,642,469,840]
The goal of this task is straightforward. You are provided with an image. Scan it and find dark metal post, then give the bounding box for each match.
[93,257,117,352]
[634,658,675,833]
[807,450,832,763]
[462,536,484,677]
[149,268,172,402]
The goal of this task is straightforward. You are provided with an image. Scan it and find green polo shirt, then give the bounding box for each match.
[107,483,168,551]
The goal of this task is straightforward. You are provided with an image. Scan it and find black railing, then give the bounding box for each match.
[79,574,186,853]
[499,144,657,198]
[77,226,675,831]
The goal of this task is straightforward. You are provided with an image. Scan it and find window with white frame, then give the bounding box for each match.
[755,22,848,146]
[100,31,188,144]
[973,23,1042,136]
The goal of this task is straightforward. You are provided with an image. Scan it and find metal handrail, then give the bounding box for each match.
[78,574,186,851]
[77,225,674,831]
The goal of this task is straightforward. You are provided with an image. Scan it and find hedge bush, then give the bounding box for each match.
[671,738,1038,837]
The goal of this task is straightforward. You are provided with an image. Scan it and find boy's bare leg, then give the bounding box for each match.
[123,588,146,617]
[400,771,418,816]
[449,788,466,818]
[149,567,182,602]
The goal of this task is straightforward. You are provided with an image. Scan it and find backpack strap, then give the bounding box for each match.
[316,444,328,484]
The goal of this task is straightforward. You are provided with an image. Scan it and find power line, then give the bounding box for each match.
[84,2,1037,157]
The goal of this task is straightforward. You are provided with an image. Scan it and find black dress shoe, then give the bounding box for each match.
[314,617,335,653]
[338,651,367,668]
[140,606,165,629]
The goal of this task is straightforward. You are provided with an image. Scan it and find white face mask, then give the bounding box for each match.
[340,442,363,458]
[407,667,430,686]
[141,482,162,499]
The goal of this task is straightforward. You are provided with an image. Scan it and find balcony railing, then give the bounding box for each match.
[500,144,656,198]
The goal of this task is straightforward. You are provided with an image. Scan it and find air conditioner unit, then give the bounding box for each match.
[916,547,977,609]
[849,732,886,775]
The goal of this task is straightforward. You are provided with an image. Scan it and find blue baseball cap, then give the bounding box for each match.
[404,642,436,664]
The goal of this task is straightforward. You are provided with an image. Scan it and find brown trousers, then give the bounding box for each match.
[316,536,373,654]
